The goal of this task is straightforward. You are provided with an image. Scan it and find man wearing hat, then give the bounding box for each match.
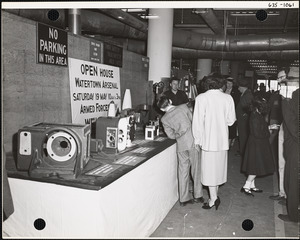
[269,69,287,202]
[236,77,253,159]
[277,67,299,222]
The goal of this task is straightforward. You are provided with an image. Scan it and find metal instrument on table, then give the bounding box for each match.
[17,122,91,179]
[145,118,160,140]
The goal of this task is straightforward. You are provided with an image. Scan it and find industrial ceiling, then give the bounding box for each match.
[3,8,299,78]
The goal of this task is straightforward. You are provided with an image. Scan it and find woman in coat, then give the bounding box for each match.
[241,96,275,196]
[236,78,253,157]
[192,73,236,210]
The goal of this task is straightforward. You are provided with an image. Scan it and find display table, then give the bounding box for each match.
[3,137,178,238]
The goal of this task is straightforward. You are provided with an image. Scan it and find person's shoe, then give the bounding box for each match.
[202,197,221,210]
[193,197,204,203]
[278,214,293,222]
[278,199,287,206]
[251,187,263,193]
[269,194,286,201]
[179,199,194,207]
[240,187,254,197]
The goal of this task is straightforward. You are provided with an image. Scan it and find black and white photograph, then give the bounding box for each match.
[1,1,299,238]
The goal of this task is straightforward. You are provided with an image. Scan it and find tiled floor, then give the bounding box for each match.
[151,141,299,238]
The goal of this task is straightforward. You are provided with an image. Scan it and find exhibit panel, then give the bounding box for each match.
[3,144,178,238]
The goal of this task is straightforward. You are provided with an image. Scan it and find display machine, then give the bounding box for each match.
[17,122,91,179]
[145,119,160,140]
[94,116,129,153]
[15,103,160,182]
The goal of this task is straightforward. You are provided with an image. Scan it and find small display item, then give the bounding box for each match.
[145,126,156,140]
[133,139,149,145]
[114,155,145,166]
[85,163,120,177]
[145,118,160,140]
[154,137,168,142]
[131,147,154,154]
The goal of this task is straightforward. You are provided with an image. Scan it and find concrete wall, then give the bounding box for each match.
[2,11,151,152]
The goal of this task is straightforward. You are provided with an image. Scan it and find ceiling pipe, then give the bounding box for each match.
[173,29,299,51]
[4,9,147,40]
[172,47,299,60]
[192,8,224,34]
[103,38,298,60]
[68,9,81,35]
[99,8,299,51]
[4,9,299,52]
[81,10,147,39]
[96,9,148,33]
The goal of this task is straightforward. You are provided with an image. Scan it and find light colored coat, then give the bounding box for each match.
[192,89,236,151]
[161,104,194,152]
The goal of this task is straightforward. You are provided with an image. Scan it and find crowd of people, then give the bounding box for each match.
[157,68,299,223]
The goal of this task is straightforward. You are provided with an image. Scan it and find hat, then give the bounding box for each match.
[238,78,249,88]
[226,76,234,82]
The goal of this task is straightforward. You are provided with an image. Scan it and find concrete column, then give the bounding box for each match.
[196,59,212,83]
[147,9,174,83]
[68,9,81,35]
[220,60,230,75]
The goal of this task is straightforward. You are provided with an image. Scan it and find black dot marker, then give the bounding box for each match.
[34,218,46,230]
[242,219,254,231]
[256,10,268,22]
[47,9,60,21]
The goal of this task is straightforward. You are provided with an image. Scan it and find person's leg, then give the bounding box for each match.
[208,186,218,207]
[250,178,257,188]
[242,175,256,195]
[269,128,279,164]
[250,176,263,192]
[278,125,286,198]
[177,151,191,202]
[284,139,299,222]
[244,175,256,187]
[189,148,203,199]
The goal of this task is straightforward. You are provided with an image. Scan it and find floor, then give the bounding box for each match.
[151,141,299,238]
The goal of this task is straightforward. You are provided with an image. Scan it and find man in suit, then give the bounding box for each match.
[157,95,204,206]
[278,67,299,222]
[269,69,288,202]
[236,77,254,158]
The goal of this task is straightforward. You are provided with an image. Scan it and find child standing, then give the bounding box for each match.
[241,96,275,196]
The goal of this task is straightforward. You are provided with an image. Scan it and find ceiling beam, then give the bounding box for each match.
[96,9,148,33]
[192,8,224,34]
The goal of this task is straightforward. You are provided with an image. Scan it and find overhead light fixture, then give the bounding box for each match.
[192,8,208,14]
[121,8,146,13]
[174,24,211,28]
[230,10,280,16]
[139,14,159,19]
